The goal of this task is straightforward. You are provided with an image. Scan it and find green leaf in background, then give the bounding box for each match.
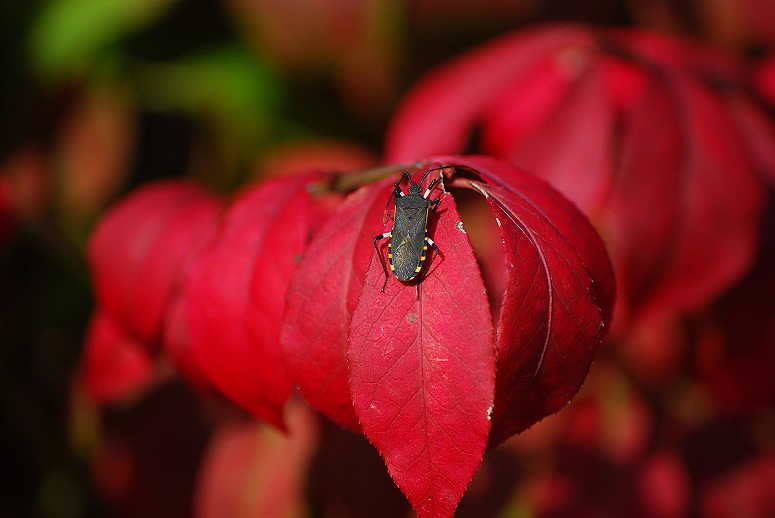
[135,46,283,161]
[28,0,179,77]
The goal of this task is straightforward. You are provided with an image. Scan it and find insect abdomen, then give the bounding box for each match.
[389,233,428,281]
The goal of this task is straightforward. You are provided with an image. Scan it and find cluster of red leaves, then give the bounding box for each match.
[384,23,775,517]
[80,22,775,518]
[83,154,614,517]
[84,180,223,400]
[385,25,774,372]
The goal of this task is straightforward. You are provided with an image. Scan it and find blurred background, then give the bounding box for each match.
[2,1,775,517]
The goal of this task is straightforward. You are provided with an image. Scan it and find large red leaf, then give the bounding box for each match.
[433,156,613,445]
[446,155,615,325]
[348,168,497,518]
[280,179,392,431]
[184,174,324,428]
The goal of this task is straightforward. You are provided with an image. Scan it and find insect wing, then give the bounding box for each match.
[391,235,423,280]
[391,205,429,281]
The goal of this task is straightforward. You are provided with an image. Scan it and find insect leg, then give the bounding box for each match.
[381,183,402,223]
[373,232,391,292]
[426,237,440,255]
[422,177,440,199]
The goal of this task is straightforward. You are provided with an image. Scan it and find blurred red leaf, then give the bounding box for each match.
[637,450,691,518]
[193,400,319,518]
[385,25,594,162]
[700,453,775,518]
[184,173,329,428]
[88,180,222,347]
[348,167,496,518]
[598,70,764,350]
[81,311,156,403]
[161,290,215,393]
[755,54,775,107]
[693,215,775,416]
[481,49,617,211]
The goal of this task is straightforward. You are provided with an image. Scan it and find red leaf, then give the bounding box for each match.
[183,174,324,428]
[281,180,391,431]
[385,25,594,161]
[481,54,618,211]
[723,92,775,188]
[450,155,615,325]
[755,54,775,107]
[435,156,613,445]
[637,450,691,518]
[700,453,775,518]
[161,290,215,394]
[606,73,763,329]
[81,310,156,403]
[193,400,320,518]
[88,180,222,346]
[348,168,496,518]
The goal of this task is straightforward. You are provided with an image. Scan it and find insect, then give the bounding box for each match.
[373,167,444,297]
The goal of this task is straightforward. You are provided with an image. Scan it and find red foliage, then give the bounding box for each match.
[88,180,222,348]
[756,54,775,106]
[456,156,614,445]
[183,173,336,428]
[281,157,614,517]
[81,310,155,403]
[385,25,772,352]
[700,453,775,518]
[693,215,775,417]
[75,19,775,518]
[193,400,320,518]
[280,179,387,431]
[84,180,223,400]
[81,158,613,516]
[348,170,496,518]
